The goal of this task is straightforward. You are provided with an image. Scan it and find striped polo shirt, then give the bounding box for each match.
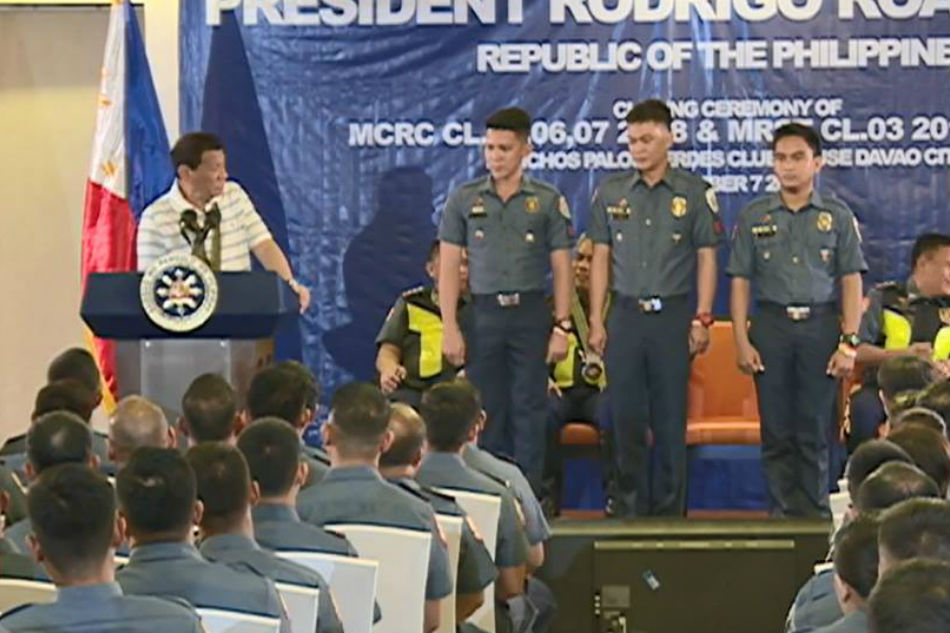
[137,180,272,271]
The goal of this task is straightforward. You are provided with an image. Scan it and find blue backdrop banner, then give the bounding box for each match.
[180,0,950,401]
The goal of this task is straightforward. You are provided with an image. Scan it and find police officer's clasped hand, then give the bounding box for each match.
[588,321,607,357]
[442,323,466,366]
[826,347,855,379]
[688,322,710,356]
[546,329,569,364]
[379,364,407,394]
[909,342,934,360]
[736,341,765,374]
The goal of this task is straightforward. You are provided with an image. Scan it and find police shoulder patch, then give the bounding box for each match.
[558,196,572,221]
[705,187,720,214]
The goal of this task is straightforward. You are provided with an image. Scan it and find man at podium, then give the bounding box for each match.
[136,132,310,312]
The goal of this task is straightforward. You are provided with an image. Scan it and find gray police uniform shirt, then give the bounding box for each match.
[4,518,31,555]
[0,464,27,526]
[785,568,842,633]
[252,503,356,557]
[0,537,44,581]
[438,175,573,294]
[587,168,723,298]
[0,581,203,633]
[812,609,869,633]
[388,476,497,595]
[727,191,867,304]
[301,444,330,489]
[296,465,453,600]
[416,452,530,569]
[462,443,551,546]
[199,533,343,633]
[116,541,289,632]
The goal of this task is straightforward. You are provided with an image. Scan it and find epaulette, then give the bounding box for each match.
[476,467,512,489]
[418,482,458,504]
[400,285,428,299]
[302,444,331,465]
[392,479,431,503]
[0,602,36,619]
[874,281,903,292]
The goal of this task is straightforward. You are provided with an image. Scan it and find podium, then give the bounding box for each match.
[81,271,298,420]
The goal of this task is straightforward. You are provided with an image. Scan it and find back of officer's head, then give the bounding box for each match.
[109,395,171,465]
[877,497,950,575]
[276,360,321,414]
[625,98,672,129]
[47,348,101,401]
[27,411,93,474]
[486,107,531,141]
[181,373,238,443]
[892,407,947,437]
[886,424,950,496]
[916,379,950,437]
[855,461,940,514]
[117,447,196,541]
[832,514,879,604]
[32,379,98,423]
[869,558,950,633]
[772,122,822,156]
[246,365,310,430]
[421,380,481,452]
[877,356,934,404]
[380,403,427,469]
[238,417,302,499]
[187,443,252,534]
[846,439,913,499]
[327,382,391,460]
[27,463,115,580]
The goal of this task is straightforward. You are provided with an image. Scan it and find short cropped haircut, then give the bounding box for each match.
[187,443,251,533]
[877,356,934,402]
[910,233,950,271]
[28,464,115,576]
[887,424,950,496]
[32,379,97,423]
[329,382,391,459]
[832,514,879,600]
[420,380,481,452]
[171,132,223,170]
[47,348,100,396]
[917,380,950,433]
[845,439,913,499]
[486,107,531,140]
[380,403,426,468]
[237,417,301,497]
[878,497,950,564]
[855,461,939,514]
[275,361,322,413]
[181,373,237,443]
[869,558,950,633]
[116,447,196,537]
[772,122,822,156]
[893,407,947,436]
[27,411,93,473]
[109,395,169,461]
[246,366,309,426]
[625,98,672,128]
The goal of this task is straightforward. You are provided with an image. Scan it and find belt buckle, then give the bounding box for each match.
[638,297,663,313]
[786,306,811,321]
[496,292,520,307]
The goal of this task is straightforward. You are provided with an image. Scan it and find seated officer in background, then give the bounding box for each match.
[811,515,879,633]
[868,559,950,633]
[106,395,178,474]
[246,364,329,486]
[5,412,99,555]
[852,233,950,449]
[295,382,453,633]
[379,402,497,624]
[178,373,244,447]
[877,497,950,572]
[376,241,470,409]
[0,463,203,633]
[188,443,344,633]
[237,418,355,556]
[115,447,290,633]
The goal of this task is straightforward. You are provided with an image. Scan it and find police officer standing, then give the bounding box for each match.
[588,99,723,517]
[728,123,867,518]
[850,233,950,447]
[439,107,574,496]
[375,241,470,409]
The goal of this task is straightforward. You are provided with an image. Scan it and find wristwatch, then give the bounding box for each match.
[554,318,573,334]
[839,332,861,349]
[693,312,715,328]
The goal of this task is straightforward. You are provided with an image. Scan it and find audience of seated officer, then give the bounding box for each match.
[0,463,203,633]
[295,381,453,633]
[187,442,344,633]
[868,559,950,633]
[178,373,244,447]
[883,424,950,497]
[114,446,291,632]
[812,515,879,633]
[245,364,330,486]
[106,395,177,473]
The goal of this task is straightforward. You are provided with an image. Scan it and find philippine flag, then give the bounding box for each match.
[81,0,173,407]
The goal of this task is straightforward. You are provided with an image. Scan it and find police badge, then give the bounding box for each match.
[140,253,218,333]
[469,197,486,217]
[525,196,540,214]
[671,196,687,218]
[817,211,833,232]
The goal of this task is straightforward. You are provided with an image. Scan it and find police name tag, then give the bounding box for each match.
[140,253,218,333]
[752,224,778,238]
